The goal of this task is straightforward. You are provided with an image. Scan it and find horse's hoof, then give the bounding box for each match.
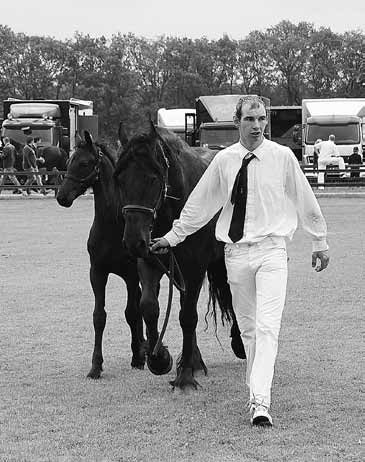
[87,368,102,379]
[131,362,145,370]
[231,336,246,359]
[147,348,173,376]
[131,354,146,369]
[170,370,201,390]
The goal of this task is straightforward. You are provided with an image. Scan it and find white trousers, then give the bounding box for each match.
[225,236,288,408]
[318,157,346,186]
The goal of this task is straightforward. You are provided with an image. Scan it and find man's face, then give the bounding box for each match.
[236,103,267,148]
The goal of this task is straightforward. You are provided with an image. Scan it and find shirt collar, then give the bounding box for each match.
[238,137,267,161]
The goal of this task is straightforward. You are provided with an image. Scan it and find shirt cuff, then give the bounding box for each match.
[163,230,182,247]
[312,239,329,252]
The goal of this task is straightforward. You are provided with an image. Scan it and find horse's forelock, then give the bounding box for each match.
[116,133,162,174]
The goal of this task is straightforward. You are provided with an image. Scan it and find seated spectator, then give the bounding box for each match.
[347,147,362,178]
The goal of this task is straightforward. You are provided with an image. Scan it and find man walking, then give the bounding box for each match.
[0,137,25,195]
[22,136,47,195]
[151,95,329,427]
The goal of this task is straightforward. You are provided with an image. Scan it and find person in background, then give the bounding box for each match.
[315,134,347,189]
[22,136,47,195]
[0,137,26,195]
[313,138,322,173]
[151,95,329,428]
[347,146,362,178]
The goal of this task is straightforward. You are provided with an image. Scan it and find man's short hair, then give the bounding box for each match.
[3,137,9,144]
[234,95,267,122]
[26,136,34,144]
[329,134,335,141]
[353,146,359,152]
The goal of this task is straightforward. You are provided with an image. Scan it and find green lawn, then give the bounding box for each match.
[0,196,363,462]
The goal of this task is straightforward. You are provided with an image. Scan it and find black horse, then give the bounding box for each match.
[114,122,245,390]
[56,131,146,378]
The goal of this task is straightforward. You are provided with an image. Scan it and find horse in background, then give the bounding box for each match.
[57,131,146,378]
[114,122,245,390]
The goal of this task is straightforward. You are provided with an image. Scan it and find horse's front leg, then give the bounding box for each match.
[87,265,108,379]
[123,272,146,369]
[170,274,206,390]
[138,259,173,375]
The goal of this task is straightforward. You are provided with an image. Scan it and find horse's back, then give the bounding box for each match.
[41,146,68,170]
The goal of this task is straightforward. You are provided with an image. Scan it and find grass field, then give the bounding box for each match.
[0,196,363,462]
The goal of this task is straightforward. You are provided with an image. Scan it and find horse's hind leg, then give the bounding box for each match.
[124,275,146,369]
[87,265,108,379]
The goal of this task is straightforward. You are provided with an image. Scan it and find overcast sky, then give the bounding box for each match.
[1,0,363,40]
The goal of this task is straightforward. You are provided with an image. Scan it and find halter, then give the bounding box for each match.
[121,140,178,219]
[65,148,103,186]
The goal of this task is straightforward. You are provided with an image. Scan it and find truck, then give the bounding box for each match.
[185,94,271,150]
[270,106,302,160]
[300,98,365,165]
[1,98,99,155]
[157,108,196,144]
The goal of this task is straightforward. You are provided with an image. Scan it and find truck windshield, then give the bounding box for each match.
[306,123,359,144]
[2,127,53,145]
[200,127,239,148]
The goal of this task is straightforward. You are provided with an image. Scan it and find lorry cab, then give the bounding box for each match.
[157,108,196,142]
[303,115,362,164]
[2,102,61,148]
[199,121,238,149]
[193,94,270,151]
[301,98,365,165]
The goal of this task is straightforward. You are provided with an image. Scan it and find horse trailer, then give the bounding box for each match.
[1,98,99,155]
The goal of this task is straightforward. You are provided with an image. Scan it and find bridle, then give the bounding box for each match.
[121,140,178,220]
[64,148,103,186]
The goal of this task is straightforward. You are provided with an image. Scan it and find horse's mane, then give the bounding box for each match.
[96,142,118,168]
[114,126,211,177]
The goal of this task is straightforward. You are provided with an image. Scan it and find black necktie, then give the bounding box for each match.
[228,154,255,243]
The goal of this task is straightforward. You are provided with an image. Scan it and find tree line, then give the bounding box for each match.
[0,20,363,140]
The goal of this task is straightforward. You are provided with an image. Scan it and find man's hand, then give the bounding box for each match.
[150,237,170,254]
[312,250,329,272]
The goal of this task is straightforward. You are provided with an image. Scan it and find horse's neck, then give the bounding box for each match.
[93,158,118,222]
[168,154,206,204]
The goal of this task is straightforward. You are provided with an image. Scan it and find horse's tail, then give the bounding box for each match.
[205,257,246,359]
[205,257,233,328]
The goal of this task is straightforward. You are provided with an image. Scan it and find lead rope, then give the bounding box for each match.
[151,249,185,356]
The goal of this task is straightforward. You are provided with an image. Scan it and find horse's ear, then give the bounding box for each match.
[84,130,93,146]
[118,122,128,148]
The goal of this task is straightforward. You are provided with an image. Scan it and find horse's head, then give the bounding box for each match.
[57,131,102,207]
[114,122,172,258]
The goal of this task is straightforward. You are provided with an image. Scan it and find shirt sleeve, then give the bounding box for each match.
[285,149,329,252]
[164,154,225,247]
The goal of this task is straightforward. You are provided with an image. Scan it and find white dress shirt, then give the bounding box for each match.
[164,138,328,252]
